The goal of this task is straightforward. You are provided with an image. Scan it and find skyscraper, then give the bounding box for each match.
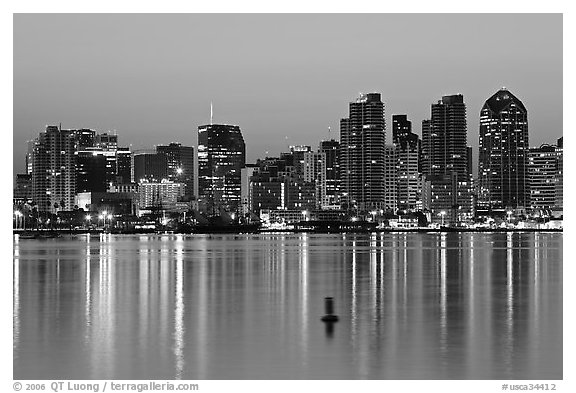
[478,88,529,213]
[116,147,132,184]
[422,95,468,177]
[75,149,107,193]
[319,139,340,209]
[383,145,397,212]
[197,124,246,215]
[31,125,76,213]
[156,143,194,199]
[133,151,168,183]
[421,95,473,222]
[393,115,420,212]
[339,93,386,211]
[528,144,560,211]
[555,137,563,210]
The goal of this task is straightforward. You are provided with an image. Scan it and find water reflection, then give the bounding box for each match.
[13,232,562,380]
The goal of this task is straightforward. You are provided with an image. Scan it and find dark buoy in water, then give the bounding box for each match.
[321,297,339,322]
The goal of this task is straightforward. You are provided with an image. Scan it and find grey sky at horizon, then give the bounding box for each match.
[13,13,562,178]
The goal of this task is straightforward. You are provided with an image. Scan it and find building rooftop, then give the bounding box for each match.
[484,88,527,114]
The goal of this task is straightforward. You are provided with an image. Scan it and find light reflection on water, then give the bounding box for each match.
[13,232,562,380]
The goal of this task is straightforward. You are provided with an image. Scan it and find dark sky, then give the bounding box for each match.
[13,13,562,177]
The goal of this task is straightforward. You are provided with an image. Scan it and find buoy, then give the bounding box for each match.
[321,297,339,322]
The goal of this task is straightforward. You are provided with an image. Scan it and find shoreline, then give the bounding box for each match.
[12,227,563,236]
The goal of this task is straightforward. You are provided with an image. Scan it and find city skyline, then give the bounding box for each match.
[13,14,562,177]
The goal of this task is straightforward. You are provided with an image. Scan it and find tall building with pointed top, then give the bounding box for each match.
[478,88,529,214]
[339,92,386,211]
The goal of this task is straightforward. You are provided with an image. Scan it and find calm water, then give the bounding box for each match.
[13,232,562,380]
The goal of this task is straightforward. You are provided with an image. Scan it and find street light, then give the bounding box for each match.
[98,214,104,228]
[85,214,91,228]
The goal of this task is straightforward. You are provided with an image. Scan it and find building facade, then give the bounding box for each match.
[156,143,194,199]
[197,124,246,215]
[340,93,386,211]
[393,115,421,212]
[527,144,560,211]
[319,139,340,209]
[478,88,529,214]
[421,95,473,222]
[133,151,169,183]
[31,126,76,213]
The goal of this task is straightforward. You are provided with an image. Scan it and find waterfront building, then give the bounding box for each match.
[156,142,194,199]
[14,174,32,201]
[319,139,340,209]
[478,88,529,214]
[340,93,386,211]
[133,151,168,183]
[249,157,288,215]
[95,132,118,150]
[25,140,35,175]
[116,147,132,184]
[303,150,325,209]
[383,145,397,212]
[75,191,136,216]
[72,129,96,149]
[197,124,246,215]
[393,115,421,212]
[528,144,560,211]
[31,125,76,213]
[138,179,185,211]
[421,94,473,222]
[75,149,107,193]
[241,164,259,218]
[555,137,563,210]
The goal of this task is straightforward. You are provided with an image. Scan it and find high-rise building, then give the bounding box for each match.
[95,133,118,150]
[421,95,473,222]
[528,144,560,211]
[31,125,76,213]
[319,140,340,209]
[340,93,386,211]
[466,146,473,177]
[25,140,35,175]
[393,115,421,212]
[249,159,287,215]
[75,149,107,193]
[156,143,194,199]
[383,145,397,212]
[133,151,169,183]
[303,150,325,209]
[555,137,563,210]
[241,164,259,218]
[116,147,132,184]
[197,124,246,215]
[72,129,97,149]
[478,88,529,213]
[14,174,32,201]
[422,95,468,177]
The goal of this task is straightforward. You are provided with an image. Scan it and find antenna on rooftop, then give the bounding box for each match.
[210,102,213,125]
